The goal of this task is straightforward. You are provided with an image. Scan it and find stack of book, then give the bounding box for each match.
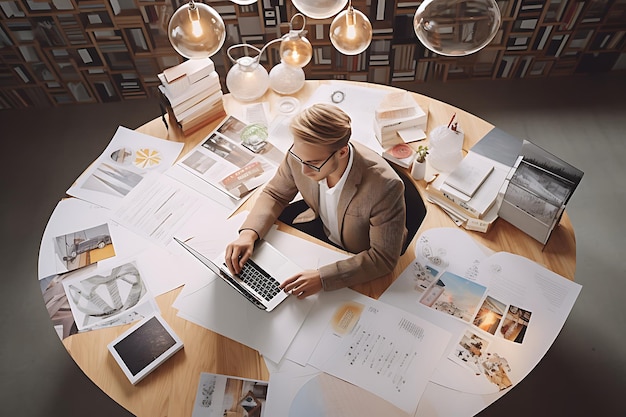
[158,58,226,135]
[425,138,510,233]
[374,91,428,148]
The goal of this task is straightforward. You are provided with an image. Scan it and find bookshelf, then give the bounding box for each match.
[1,0,625,109]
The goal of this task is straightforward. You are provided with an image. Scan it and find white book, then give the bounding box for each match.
[443,152,495,200]
[158,71,221,107]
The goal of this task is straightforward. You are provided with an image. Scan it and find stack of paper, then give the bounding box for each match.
[426,152,508,233]
[373,91,427,148]
[158,58,226,135]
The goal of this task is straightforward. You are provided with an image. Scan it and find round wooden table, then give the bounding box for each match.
[53,80,576,417]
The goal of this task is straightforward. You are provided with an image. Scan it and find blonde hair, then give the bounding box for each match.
[290,103,351,149]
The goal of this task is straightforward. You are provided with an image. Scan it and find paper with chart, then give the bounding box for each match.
[307,296,451,415]
[67,126,184,209]
[379,227,582,395]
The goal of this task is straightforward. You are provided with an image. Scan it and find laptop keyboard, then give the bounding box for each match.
[238,259,282,301]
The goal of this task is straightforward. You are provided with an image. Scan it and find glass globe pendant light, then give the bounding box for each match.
[279,17,313,68]
[291,0,348,19]
[413,0,501,56]
[330,1,373,55]
[168,0,226,59]
[226,44,270,102]
[264,13,312,95]
[269,62,306,95]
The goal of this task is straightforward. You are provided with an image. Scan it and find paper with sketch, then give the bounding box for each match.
[303,81,389,154]
[166,115,281,211]
[61,260,158,331]
[67,126,183,209]
[112,172,228,247]
[379,228,582,395]
[307,296,451,415]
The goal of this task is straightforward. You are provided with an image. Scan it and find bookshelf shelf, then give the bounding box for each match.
[1,0,625,109]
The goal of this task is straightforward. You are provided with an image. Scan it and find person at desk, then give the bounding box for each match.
[225,103,407,298]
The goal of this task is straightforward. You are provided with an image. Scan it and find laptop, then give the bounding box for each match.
[174,237,299,312]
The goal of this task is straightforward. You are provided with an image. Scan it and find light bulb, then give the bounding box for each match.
[330,7,372,55]
[168,1,226,59]
[280,32,313,67]
[413,0,501,56]
[291,0,348,19]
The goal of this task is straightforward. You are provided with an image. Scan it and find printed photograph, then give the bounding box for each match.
[193,372,268,417]
[181,150,217,174]
[202,133,253,168]
[481,352,513,391]
[54,223,115,271]
[450,329,490,375]
[419,271,487,322]
[499,305,532,343]
[473,295,507,335]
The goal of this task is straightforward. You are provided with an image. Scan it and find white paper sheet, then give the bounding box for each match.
[173,228,339,364]
[303,81,389,154]
[266,362,410,417]
[61,260,158,331]
[111,172,227,247]
[308,296,451,415]
[379,228,582,396]
[67,126,184,210]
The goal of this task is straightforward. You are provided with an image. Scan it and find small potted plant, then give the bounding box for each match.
[411,145,429,180]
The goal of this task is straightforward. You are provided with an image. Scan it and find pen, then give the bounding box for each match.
[447,113,456,129]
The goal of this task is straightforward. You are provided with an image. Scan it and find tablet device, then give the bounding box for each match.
[107,313,183,385]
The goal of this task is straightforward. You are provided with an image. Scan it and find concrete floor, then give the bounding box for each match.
[1,73,624,416]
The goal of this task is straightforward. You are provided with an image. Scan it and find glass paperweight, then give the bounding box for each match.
[240,124,268,153]
[413,0,501,56]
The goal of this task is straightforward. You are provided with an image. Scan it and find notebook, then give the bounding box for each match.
[174,237,298,312]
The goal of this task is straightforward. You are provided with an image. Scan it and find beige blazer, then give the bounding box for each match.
[240,142,407,291]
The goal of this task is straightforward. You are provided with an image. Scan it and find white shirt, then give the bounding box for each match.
[319,144,354,246]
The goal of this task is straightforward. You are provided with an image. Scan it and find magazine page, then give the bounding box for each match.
[167,115,282,210]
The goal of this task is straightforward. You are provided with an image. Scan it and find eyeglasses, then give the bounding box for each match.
[288,144,337,172]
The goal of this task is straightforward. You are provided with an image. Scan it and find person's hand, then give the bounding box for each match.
[225,230,257,275]
[279,270,322,299]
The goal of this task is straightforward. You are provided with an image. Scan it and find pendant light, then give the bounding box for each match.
[329,1,373,55]
[291,0,348,19]
[226,14,313,100]
[168,0,226,59]
[226,44,270,102]
[413,0,501,56]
